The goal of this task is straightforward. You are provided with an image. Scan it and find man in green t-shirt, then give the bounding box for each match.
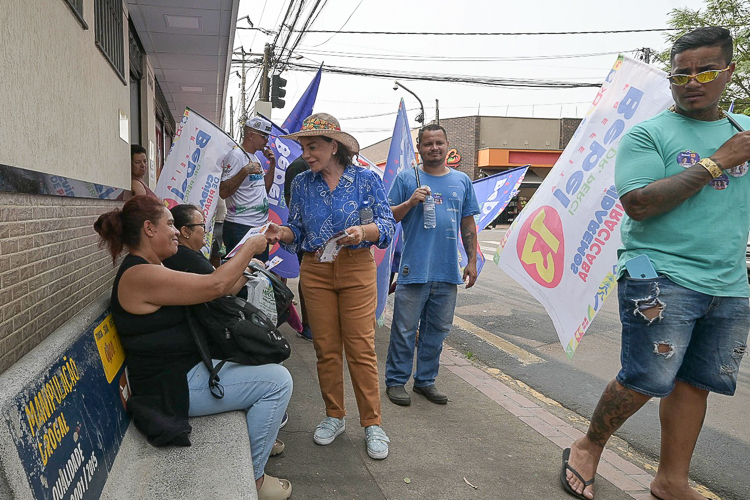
[562,28,750,500]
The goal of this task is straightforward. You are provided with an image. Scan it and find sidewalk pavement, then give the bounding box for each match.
[265,320,659,500]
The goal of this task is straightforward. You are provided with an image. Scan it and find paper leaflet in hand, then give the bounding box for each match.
[265,256,283,271]
[225,223,271,258]
[315,231,349,263]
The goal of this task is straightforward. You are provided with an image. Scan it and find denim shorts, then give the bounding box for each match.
[616,275,749,397]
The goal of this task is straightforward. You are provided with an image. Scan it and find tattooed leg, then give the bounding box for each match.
[564,380,651,499]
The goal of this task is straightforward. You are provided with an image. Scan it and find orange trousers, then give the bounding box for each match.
[300,248,381,427]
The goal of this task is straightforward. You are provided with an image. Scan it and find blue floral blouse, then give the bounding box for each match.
[282,164,395,254]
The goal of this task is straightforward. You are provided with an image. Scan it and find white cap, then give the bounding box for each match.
[244,116,272,136]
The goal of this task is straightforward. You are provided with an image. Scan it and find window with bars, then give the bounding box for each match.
[62,0,88,29]
[95,0,125,82]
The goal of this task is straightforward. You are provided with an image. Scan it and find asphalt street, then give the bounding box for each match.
[441,227,750,500]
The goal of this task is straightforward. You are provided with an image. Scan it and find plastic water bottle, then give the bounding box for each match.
[359,200,374,225]
[422,185,436,229]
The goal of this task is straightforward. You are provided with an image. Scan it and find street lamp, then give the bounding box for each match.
[393,81,425,127]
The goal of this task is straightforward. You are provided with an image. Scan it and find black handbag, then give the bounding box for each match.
[185,295,291,399]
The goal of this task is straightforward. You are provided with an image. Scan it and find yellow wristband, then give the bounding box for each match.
[698,158,723,179]
[359,225,367,242]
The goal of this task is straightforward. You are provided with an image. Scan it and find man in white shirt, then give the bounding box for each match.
[220,116,276,260]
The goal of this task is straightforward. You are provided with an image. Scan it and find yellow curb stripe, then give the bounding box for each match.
[452,316,545,366]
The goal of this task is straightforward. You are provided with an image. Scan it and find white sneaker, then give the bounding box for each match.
[313,417,345,445]
[364,425,389,459]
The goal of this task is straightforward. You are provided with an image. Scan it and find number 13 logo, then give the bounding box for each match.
[516,206,565,288]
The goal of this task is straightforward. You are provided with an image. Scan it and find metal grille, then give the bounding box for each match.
[62,0,88,29]
[94,0,124,80]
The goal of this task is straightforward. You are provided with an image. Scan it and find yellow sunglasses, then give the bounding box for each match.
[667,67,731,86]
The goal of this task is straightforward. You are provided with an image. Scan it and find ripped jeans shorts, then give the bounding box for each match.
[616,275,749,397]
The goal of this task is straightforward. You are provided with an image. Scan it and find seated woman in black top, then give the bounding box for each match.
[162,204,217,275]
[94,195,292,500]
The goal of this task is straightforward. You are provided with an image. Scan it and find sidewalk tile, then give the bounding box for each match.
[558,425,586,440]
[485,377,518,395]
[528,407,569,428]
[598,461,647,492]
[518,416,565,437]
[476,382,512,405]
[506,391,540,408]
[547,435,572,449]
[602,449,649,476]
[630,474,655,489]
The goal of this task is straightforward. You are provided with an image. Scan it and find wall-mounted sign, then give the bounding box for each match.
[446,148,461,167]
[4,312,129,500]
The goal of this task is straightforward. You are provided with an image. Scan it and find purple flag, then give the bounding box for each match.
[254,71,322,278]
[375,100,415,323]
[282,67,321,133]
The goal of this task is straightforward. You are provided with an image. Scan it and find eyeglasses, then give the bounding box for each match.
[667,67,730,86]
[184,223,205,231]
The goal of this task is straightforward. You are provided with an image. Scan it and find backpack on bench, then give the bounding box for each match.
[185,293,291,399]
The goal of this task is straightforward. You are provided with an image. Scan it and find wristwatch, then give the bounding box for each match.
[698,157,723,179]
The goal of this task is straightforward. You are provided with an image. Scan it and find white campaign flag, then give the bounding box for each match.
[155,108,238,257]
[494,56,673,358]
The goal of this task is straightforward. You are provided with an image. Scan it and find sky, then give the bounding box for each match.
[232,0,708,148]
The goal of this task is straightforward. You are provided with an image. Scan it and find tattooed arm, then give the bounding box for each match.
[620,164,714,221]
[460,215,478,288]
[622,130,750,221]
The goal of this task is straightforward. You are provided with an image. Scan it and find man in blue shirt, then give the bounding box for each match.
[385,124,479,406]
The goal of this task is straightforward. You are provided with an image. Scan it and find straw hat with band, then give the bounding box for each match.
[281,113,360,155]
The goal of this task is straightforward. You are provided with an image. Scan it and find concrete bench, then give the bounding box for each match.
[0,295,257,500]
[102,411,256,500]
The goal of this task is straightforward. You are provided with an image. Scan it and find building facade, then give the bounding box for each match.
[361,115,581,223]
[0,0,239,374]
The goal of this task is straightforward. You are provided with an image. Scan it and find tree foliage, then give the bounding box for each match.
[658,0,750,114]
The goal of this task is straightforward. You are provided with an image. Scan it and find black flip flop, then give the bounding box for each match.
[560,448,595,499]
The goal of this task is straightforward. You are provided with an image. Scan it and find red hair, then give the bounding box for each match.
[94,195,165,264]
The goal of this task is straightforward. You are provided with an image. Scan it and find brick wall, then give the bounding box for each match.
[441,117,480,179]
[560,118,583,149]
[0,193,122,374]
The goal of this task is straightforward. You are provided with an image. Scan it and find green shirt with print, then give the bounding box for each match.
[615,110,750,297]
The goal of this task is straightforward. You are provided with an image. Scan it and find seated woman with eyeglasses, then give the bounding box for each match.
[94,195,293,500]
[162,204,240,276]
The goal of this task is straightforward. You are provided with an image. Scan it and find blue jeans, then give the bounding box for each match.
[386,282,458,387]
[223,221,270,261]
[617,275,749,397]
[187,361,292,480]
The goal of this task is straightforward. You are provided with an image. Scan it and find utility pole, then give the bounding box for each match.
[435,99,439,125]
[240,48,247,121]
[261,44,271,101]
[254,43,273,118]
[637,47,653,64]
[229,96,234,137]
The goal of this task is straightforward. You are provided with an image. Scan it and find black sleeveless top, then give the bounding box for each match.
[112,254,200,446]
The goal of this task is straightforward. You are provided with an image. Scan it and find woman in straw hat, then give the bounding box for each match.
[266,113,396,459]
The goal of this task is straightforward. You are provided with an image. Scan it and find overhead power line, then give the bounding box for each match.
[285,62,602,89]
[238,27,691,36]
[294,48,626,63]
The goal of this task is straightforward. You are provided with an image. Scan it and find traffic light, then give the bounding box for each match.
[271,74,287,109]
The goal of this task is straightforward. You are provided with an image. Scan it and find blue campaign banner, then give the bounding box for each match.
[6,312,129,500]
[375,100,415,322]
[258,70,322,278]
[474,166,528,231]
[457,167,528,278]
